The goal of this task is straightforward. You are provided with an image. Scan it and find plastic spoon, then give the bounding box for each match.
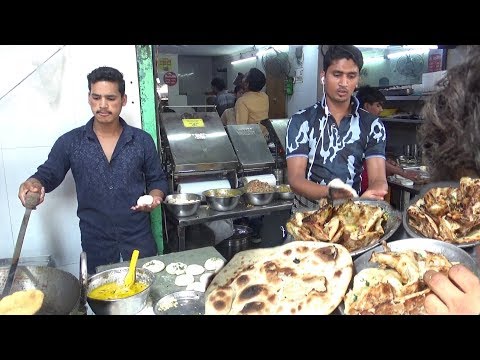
[124,250,139,288]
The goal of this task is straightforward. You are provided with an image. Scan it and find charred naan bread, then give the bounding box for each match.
[286,200,387,253]
[344,246,455,315]
[407,177,480,244]
[205,241,353,315]
[0,289,45,315]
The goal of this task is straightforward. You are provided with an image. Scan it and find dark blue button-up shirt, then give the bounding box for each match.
[31,117,169,273]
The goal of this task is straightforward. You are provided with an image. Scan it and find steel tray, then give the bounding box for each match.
[287,199,402,258]
[336,238,480,314]
[153,290,204,315]
[403,181,480,249]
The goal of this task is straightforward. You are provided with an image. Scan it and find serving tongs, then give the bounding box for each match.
[1,192,41,298]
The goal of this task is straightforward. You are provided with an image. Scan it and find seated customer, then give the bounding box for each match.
[235,68,269,138]
[221,85,245,126]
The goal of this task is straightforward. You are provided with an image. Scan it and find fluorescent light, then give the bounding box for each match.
[355,45,389,49]
[405,45,438,50]
[387,48,432,59]
[364,56,385,64]
[231,56,256,65]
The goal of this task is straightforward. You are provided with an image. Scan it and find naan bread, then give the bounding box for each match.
[0,289,45,315]
[205,241,353,315]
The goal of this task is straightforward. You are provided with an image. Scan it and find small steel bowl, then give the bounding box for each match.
[164,193,201,217]
[274,185,294,200]
[243,191,275,206]
[86,267,155,315]
[203,188,243,211]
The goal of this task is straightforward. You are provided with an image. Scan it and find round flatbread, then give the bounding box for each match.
[142,260,165,273]
[205,241,353,315]
[175,273,195,287]
[185,264,205,276]
[0,289,45,315]
[200,272,215,286]
[186,281,206,292]
[204,257,225,273]
[166,262,187,275]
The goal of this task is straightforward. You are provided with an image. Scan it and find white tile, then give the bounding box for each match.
[0,149,14,258]
[2,147,82,267]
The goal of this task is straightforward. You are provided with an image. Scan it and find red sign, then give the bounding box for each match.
[163,71,178,86]
[427,49,444,72]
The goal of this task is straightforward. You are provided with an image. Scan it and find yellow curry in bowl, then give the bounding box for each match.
[88,281,148,300]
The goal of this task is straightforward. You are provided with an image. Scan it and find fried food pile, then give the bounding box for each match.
[344,243,455,315]
[286,200,388,252]
[407,177,480,244]
[245,180,274,193]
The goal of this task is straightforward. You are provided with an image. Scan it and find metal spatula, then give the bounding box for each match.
[327,186,355,205]
[1,192,41,298]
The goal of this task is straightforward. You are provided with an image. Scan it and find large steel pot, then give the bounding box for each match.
[0,265,81,315]
[86,267,155,315]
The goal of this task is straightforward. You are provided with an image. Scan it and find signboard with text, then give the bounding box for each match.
[163,71,178,86]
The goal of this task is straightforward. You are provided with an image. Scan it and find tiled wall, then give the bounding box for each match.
[0,45,141,278]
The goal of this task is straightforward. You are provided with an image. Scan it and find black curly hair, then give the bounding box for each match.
[87,66,125,96]
[419,46,480,181]
[322,45,364,72]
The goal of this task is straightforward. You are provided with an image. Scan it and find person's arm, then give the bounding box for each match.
[18,136,71,207]
[386,161,419,181]
[286,157,329,200]
[423,264,480,315]
[362,157,388,200]
[131,134,168,212]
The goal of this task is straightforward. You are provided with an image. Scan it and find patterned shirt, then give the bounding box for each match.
[31,117,169,273]
[286,96,386,207]
[215,90,236,117]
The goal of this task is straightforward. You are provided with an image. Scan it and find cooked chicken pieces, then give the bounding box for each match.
[407,177,480,244]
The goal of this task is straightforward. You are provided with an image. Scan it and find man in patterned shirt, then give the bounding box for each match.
[285,45,388,209]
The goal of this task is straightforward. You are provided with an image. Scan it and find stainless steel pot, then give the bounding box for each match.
[0,265,82,315]
[86,267,155,315]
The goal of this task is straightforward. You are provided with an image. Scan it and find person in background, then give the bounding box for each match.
[286,45,388,209]
[417,45,480,314]
[235,68,270,138]
[18,66,169,274]
[233,72,244,87]
[220,84,245,126]
[355,85,420,194]
[210,77,236,117]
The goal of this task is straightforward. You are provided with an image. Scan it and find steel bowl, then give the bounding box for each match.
[243,191,275,206]
[86,267,155,315]
[164,193,202,217]
[336,238,480,314]
[274,185,294,200]
[203,188,242,212]
[403,181,480,249]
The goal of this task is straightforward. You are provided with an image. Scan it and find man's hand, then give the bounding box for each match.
[360,188,388,200]
[18,178,45,207]
[130,193,164,212]
[423,264,480,315]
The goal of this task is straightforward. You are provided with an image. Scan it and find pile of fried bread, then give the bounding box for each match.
[407,177,480,243]
[286,200,388,253]
[344,242,456,315]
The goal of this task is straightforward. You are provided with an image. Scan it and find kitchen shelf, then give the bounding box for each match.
[385,95,428,101]
[381,118,423,124]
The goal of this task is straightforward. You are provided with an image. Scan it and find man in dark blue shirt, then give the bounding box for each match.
[286,46,388,209]
[18,66,169,274]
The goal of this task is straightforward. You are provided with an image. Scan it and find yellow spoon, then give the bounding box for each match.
[124,249,139,288]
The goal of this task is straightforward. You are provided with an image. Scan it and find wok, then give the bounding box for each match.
[0,265,82,315]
